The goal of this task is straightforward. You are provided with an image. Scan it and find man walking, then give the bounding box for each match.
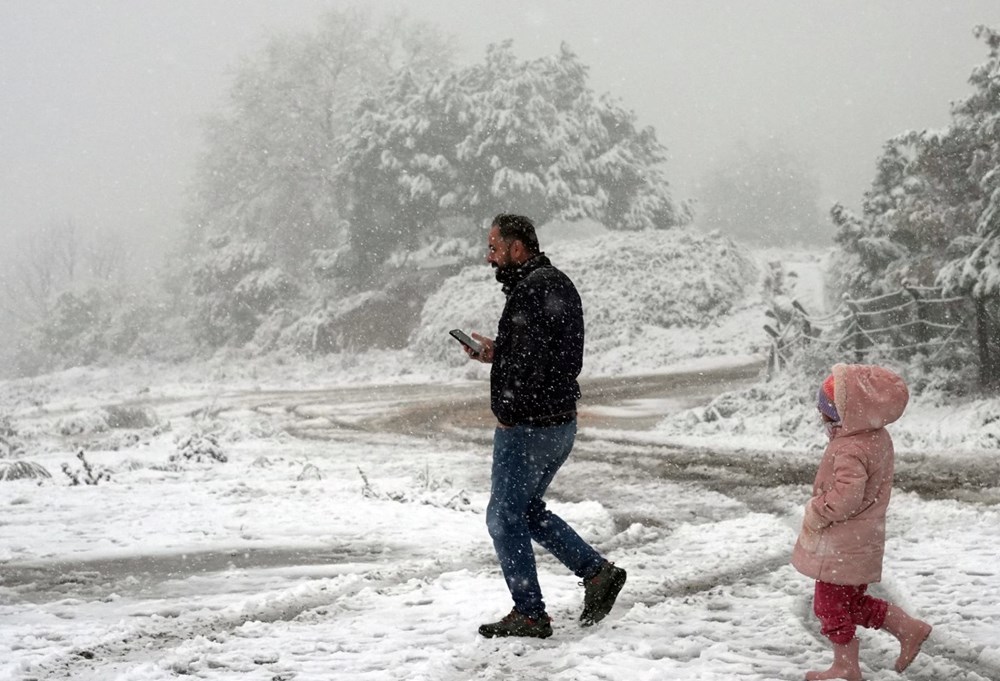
[461,213,626,639]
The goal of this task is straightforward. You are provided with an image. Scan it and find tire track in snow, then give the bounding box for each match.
[16,554,494,681]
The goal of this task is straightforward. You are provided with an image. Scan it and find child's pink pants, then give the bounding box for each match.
[813,581,889,644]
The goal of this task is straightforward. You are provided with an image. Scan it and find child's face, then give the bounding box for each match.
[819,409,839,438]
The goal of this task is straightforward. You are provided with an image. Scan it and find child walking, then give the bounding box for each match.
[792,364,932,680]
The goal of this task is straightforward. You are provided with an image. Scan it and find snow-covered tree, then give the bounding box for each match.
[697,138,823,246]
[831,127,982,297]
[0,219,155,375]
[1,219,126,328]
[939,26,1000,299]
[936,26,1000,385]
[828,25,1000,385]
[183,8,452,345]
[187,8,451,267]
[339,41,689,285]
[190,237,297,347]
[829,27,1000,299]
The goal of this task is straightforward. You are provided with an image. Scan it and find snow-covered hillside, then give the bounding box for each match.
[0,227,996,456]
[411,227,766,376]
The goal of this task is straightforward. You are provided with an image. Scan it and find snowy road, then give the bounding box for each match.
[2,364,999,680]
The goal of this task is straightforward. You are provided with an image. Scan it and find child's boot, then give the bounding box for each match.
[881,604,932,672]
[805,637,862,681]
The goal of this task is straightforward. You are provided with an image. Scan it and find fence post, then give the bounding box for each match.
[904,284,928,347]
[792,299,813,342]
[976,294,1000,388]
[764,324,781,380]
[844,299,865,362]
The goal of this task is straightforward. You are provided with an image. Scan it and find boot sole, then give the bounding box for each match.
[478,627,553,639]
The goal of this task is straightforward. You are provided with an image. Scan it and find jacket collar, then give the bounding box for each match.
[496,253,550,296]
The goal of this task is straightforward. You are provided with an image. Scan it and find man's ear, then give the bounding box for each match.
[509,239,527,263]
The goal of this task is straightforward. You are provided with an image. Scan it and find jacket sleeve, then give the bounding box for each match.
[809,445,869,526]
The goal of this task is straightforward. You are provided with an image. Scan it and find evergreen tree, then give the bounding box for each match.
[939,26,1000,299]
[830,27,1000,298]
[188,8,451,268]
[339,41,689,285]
[184,9,451,346]
[831,127,981,297]
[827,25,1000,386]
[190,236,297,347]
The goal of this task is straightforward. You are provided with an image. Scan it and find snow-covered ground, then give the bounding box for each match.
[2,232,999,680]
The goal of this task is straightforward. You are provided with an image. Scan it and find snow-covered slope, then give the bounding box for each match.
[410,227,765,376]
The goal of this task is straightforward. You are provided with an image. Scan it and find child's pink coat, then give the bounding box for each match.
[791,363,909,586]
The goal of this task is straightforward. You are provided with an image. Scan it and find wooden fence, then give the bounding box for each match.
[764,285,1000,386]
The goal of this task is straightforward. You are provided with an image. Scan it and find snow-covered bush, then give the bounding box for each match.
[0,415,25,458]
[654,362,829,452]
[61,451,110,485]
[104,405,158,429]
[297,463,322,481]
[26,287,173,374]
[191,239,298,347]
[275,265,456,355]
[171,432,227,464]
[409,228,760,372]
[277,290,389,354]
[970,402,1000,449]
[357,465,472,511]
[58,410,110,436]
[0,460,50,481]
[57,406,159,438]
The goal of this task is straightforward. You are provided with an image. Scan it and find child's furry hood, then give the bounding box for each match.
[830,363,909,436]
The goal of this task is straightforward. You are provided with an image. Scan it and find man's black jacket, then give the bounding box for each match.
[491,254,583,426]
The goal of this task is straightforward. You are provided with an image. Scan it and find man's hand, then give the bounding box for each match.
[469,332,495,363]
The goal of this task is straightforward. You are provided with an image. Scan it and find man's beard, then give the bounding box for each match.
[493,261,516,285]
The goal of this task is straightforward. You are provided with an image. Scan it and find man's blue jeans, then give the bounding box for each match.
[486,420,604,619]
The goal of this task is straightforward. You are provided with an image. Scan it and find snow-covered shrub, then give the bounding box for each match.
[278,290,388,354]
[297,463,322,481]
[100,431,142,451]
[61,451,110,485]
[358,465,472,511]
[58,410,109,436]
[903,348,981,399]
[37,289,107,365]
[30,288,169,372]
[573,230,757,332]
[0,415,25,458]
[409,228,760,372]
[116,459,147,472]
[103,405,158,429]
[0,460,50,481]
[191,239,298,347]
[171,432,227,464]
[971,402,1000,449]
[654,361,830,452]
[276,265,451,354]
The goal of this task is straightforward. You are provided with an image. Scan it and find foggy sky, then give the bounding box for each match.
[2,0,998,261]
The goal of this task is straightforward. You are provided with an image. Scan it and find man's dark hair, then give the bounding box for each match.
[492,213,540,255]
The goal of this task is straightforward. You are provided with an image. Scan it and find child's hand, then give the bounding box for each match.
[803,500,828,532]
[797,501,827,552]
[798,521,821,552]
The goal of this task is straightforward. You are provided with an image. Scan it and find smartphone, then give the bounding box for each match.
[449,329,483,357]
